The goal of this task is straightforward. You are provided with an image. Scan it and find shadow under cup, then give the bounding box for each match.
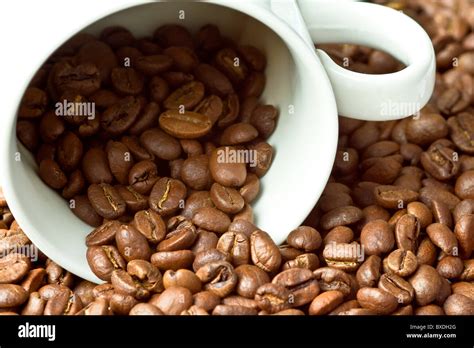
[9,1,337,282]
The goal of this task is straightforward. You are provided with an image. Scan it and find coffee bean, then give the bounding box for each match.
[455,170,474,200]
[62,170,86,199]
[39,111,64,144]
[193,290,221,312]
[406,113,448,146]
[437,256,464,279]
[128,160,159,195]
[87,184,126,219]
[426,223,458,255]
[163,269,201,294]
[357,287,398,314]
[447,112,474,154]
[149,177,187,216]
[309,290,344,315]
[135,55,173,75]
[39,159,67,189]
[86,245,126,281]
[313,267,352,297]
[194,64,234,96]
[250,105,278,139]
[149,286,193,315]
[356,255,381,288]
[86,220,121,246]
[181,155,212,190]
[409,265,442,306]
[70,195,103,227]
[115,224,151,262]
[443,293,474,315]
[209,147,247,187]
[360,219,395,255]
[272,268,319,306]
[323,242,362,272]
[157,220,196,252]
[255,283,291,313]
[386,249,418,277]
[82,148,114,184]
[18,87,48,118]
[250,230,281,273]
[320,206,363,230]
[220,123,258,145]
[192,207,231,233]
[101,96,141,136]
[216,232,250,266]
[196,261,237,297]
[0,253,31,284]
[194,95,224,124]
[374,185,419,209]
[151,250,194,271]
[140,128,182,160]
[210,183,245,214]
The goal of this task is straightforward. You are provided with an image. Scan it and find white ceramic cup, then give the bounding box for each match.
[0,0,435,283]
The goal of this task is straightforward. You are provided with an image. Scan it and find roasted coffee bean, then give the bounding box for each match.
[157,221,196,252]
[163,81,205,110]
[437,256,464,279]
[86,245,126,281]
[234,264,269,299]
[255,283,291,313]
[454,214,474,258]
[39,159,67,189]
[111,67,144,95]
[86,220,120,246]
[101,96,141,136]
[70,195,103,227]
[196,261,237,297]
[218,93,240,128]
[17,120,39,151]
[215,231,248,266]
[250,105,278,139]
[116,185,148,213]
[44,290,82,315]
[374,185,419,209]
[220,123,258,146]
[320,206,363,230]
[426,223,458,255]
[210,183,245,214]
[182,191,214,220]
[386,249,418,277]
[250,230,281,273]
[21,268,46,294]
[286,226,322,252]
[356,287,398,314]
[115,224,151,262]
[21,292,46,315]
[209,147,247,187]
[106,141,134,185]
[309,290,344,315]
[88,184,126,219]
[406,113,448,146]
[443,293,474,315]
[455,170,474,200]
[82,148,113,185]
[283,253,320,271]
[360,219,395,256]
[193,290,221,312]
[421,143,460,180]
[149,286,193,315]
[356,255,382,288]
[409,265,442,306]
[131,209,166,244]
[149,178,187,216]
[151,250,194,271]
[128,160,159,195]
[323,242,363,272]
[194,95,224,125]
[0,253,31,284]
[395,213,420,252]
[140,128,181,160]
[62,170,86,199]
[194,64,234,96]
[181,155,212,191]
[19,87,48,118]
[45,261,74,288]
[135,55,173,75]
[272,268,319,306]
[192,207,231,233]
[379,273,414,305]
[313,267,352,297]
[447,112,474,154]
[163,269,201,294]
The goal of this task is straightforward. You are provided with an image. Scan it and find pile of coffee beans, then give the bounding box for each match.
[4,0,473,315]
[17,23,276,229]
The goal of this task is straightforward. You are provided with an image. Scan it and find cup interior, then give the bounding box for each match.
[7,1,338,282]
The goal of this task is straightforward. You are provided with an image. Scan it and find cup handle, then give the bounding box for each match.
[296,0,436,120]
